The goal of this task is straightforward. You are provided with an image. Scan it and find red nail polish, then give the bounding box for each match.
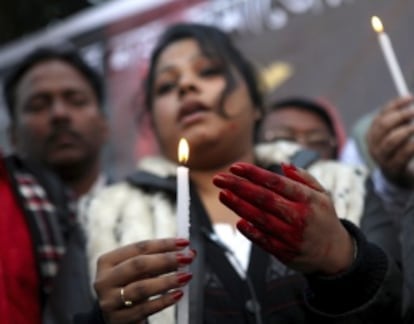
[281,162,297,172]
[172,290,184,301]
[175,238,190,248]
[177,272,193,285]
[229,162,244,173]
[176,253,193,266]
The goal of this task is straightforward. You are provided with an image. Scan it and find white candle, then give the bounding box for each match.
[371,16,411,96]
[176,137,190,324]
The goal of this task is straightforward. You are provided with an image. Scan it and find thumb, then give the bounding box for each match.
[282,163,325,192]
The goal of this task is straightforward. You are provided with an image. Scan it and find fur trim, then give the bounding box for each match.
[138,155,177,177]
[255,141,303,166]
[307,160,367,224]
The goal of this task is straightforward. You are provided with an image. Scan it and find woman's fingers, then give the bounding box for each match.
[103,288,185,323]
[214,173,309,221]
[94,238,196,324]
[99,271,192,312]
[281,163,325,192]
[228,162,324,198]
[96,238,190,269]
[97,248,195,288]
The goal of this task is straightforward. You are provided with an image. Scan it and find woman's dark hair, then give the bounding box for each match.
[3,44,104,122]
[144,23,264,137]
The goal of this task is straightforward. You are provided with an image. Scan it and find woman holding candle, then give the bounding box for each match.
[84,23,403,323]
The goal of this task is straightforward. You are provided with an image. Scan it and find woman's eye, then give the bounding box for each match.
[155,82,175,95]
[199,66,223,77]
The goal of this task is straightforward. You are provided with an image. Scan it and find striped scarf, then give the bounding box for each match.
[14,169,75,296]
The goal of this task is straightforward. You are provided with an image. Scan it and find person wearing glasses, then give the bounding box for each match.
[259,97,345,160]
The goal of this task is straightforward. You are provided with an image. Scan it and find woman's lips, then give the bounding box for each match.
[178,101,210,125]
[180,110,210,125]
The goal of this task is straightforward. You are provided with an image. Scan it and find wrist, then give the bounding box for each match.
[321,227,356,275]
[305,220,388,314]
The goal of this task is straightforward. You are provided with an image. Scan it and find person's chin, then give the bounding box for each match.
[47,149,85,167]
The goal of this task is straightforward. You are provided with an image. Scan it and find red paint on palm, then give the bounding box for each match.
[214,173,302,219]
[218,189,304,248]
[213,162,315,262]
[237,219,299,263]
[228,162,310,201]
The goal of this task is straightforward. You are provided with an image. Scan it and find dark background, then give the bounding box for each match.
[0,0,94,46]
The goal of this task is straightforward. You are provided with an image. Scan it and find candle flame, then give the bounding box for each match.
[371,16,384,33]
[178,138,189,164]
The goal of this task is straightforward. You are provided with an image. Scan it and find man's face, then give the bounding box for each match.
[260,107,337,159]
[12,59,107,171]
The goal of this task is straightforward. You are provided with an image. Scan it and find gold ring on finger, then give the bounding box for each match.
[120,287,134,307]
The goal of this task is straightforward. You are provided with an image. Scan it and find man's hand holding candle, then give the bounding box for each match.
[367,96,414,188]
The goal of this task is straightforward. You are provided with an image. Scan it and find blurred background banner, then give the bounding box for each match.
[1,0,413,178]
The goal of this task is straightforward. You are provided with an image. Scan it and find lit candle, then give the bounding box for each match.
[176,138,190,239]
[371,16,411,96]
[176,137,190,324]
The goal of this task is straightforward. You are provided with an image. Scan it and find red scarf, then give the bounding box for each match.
[0,157,41,324]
